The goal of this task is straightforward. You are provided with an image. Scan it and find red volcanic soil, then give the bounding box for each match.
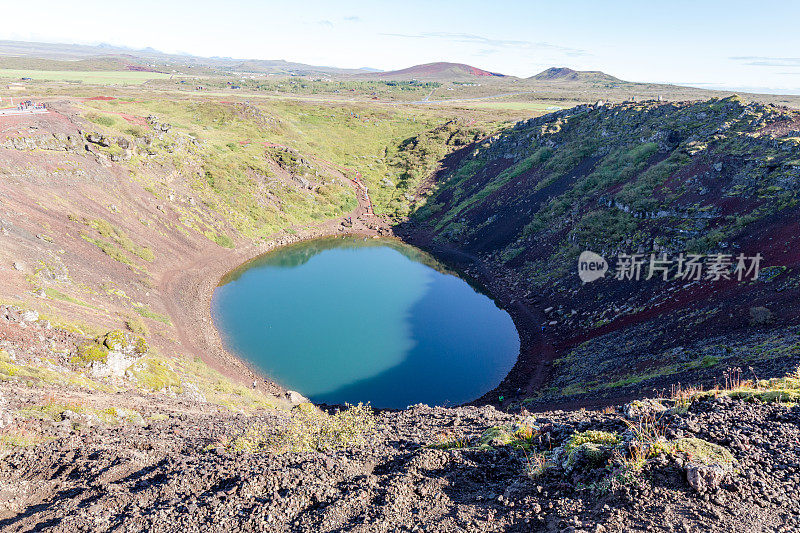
[375,62,507,79]
[116,112,147,126]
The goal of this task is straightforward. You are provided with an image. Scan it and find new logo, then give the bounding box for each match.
[577,251,608,283]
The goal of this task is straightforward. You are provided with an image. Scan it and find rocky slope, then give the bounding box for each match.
[403,96,800,407]
[2,371,800,531]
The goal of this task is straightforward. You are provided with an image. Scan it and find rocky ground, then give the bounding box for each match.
[2,381,799,532]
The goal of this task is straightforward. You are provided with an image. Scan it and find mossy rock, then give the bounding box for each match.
[566,430,620,451]
[103,330,127,350]
[565,441,613,469]
[133,336,148,355]
[71,343,109,366]
[672,437,734,469]
[728,389,800,404]
[562,430,621,470]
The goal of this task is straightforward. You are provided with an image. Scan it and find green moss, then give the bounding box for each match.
[43,287,96,309]
[86,112,116,127]
[125,317,149,336]
[672,437,734,466]
[213,233,235,248]
[133,336,149,354]
[563,430,621,469]
[132,304,171,325]
[567,430,621,450]
[71,342,109,366]
[475,422,538,449]
[76,217,154,264]
[689,355,720,369]
[0,350,100,389]
[129,358,182,392]
[172,357,279,412]
[0,429,43,449]
[103,329,126,350]
[0,350,20,377]
[17,400,85,421]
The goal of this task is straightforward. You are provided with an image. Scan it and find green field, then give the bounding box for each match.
[0,69,172,85]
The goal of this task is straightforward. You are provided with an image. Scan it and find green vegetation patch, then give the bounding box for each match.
[132,304,171,325]
[672,437,734,466]
[71,342,109,366]
[222,403,376,453]
[562,430,621,469]
[128,358,182,392]
[77,217,154,263]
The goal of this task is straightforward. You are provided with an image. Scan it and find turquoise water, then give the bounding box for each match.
[211,237,519,408]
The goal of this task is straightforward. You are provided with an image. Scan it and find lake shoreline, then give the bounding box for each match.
[158,208,392,404]
[162,204,552,410]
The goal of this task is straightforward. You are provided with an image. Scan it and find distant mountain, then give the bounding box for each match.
[0,40,375,77]
[370,62,508,81]
[531,67,620,83]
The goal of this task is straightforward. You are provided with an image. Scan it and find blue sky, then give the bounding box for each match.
[4,0,800,93]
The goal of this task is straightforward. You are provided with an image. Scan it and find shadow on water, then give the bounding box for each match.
[308,268,519,409]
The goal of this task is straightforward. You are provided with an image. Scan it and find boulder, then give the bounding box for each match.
[89,350,136,379]
[622,398,667,420]
[0,391,12,429]
[686,463,726,493]
[287,390,310,405]
[20,310,39,322]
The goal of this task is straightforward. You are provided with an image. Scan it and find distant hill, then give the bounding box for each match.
[531,67,620,83]
[0,40,374,77]
[371,62,508,81]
